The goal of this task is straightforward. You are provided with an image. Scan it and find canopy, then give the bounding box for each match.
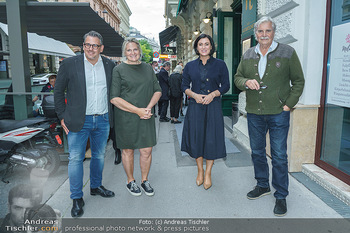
[159,26,179,48]
[0,23,75,58]
[176,0,189,16]
[0,1,124,57]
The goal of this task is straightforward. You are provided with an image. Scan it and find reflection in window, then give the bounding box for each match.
[343,0,350,21]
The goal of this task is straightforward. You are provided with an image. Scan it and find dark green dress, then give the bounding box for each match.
[110,62,161,149]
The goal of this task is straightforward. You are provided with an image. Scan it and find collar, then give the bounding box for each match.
[199,56,213,65]
[255,41,278,55]
[84,54,102,65]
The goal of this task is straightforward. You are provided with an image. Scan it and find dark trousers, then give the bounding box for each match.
[170,96,182,118]
[158,99,169,119]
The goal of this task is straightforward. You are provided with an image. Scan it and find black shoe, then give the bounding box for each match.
[71,198,84,218]
[126,180,142,196]
[165,117,171,121]
[274,199,287,216]
[171,120,174,123]
[159,118,170,122]
[180,111,184,116]
[141,180,154,196]
[174,120,182,124]
[247,186,271,200]
[90,185,115,198]
[114,148,121,165]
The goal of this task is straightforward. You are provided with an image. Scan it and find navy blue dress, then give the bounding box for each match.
[181,57,230,160]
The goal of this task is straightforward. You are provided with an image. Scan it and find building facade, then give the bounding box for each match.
[129,27,160,53]
[118,0,131,38]
[51,0,121,32]
[165,0,350,204]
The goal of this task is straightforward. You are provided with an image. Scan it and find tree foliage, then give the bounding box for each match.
[139,39,153,63]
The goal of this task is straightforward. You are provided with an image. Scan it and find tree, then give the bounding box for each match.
[139,39,153,63]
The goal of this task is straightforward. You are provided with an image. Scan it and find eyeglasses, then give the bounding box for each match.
[83,43,101,50]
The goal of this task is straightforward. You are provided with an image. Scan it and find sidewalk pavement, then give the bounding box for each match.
[46,115,345,219]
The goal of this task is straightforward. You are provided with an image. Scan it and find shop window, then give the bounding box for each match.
[317,0,350,184]
[343,0,350,20]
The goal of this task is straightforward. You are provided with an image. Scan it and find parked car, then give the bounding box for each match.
[31,73,56,85]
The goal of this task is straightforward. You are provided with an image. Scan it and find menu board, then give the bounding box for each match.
[327,22,350,108]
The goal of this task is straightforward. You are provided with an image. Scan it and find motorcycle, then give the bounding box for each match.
[0,95,62,183]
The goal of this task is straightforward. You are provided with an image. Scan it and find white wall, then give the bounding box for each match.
[258,0,327,105]
[295,0,327,105]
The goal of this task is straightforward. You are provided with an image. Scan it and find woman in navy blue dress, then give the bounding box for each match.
[181,34,230,190]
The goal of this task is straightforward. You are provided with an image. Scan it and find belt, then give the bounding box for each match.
[88,113,106,116]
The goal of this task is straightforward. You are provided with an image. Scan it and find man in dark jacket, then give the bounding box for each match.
[54,31,115,218]
[158,62,171,122]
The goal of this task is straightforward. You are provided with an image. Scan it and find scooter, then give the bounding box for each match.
[0,96,62,183]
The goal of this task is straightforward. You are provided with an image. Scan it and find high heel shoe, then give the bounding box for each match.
[196,172,204,186]
[203,174,212,190]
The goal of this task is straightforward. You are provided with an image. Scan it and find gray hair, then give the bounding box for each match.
[173,65,183,74]
[121,38,142,61]
[254,16,276,40]
[83,31,103,45]
[163,61,171,67]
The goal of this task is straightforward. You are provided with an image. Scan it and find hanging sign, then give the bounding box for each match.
[242,0,257,40]
[161,47,177,55]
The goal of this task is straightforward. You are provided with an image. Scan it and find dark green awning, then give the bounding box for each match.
[159,26,179,47]
[176,0,189,16]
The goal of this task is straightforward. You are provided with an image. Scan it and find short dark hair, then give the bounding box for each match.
[8,184,36,205]
[193,34,215,56]
[163,61,171,67]
[49,75,56,81]
[151,61,158,66]
[83,30,103,45]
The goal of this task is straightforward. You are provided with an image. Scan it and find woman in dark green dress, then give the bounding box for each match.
[110,38,161,197]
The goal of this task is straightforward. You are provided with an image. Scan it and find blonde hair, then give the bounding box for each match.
[173,65,183,74]
[121,38,142,61]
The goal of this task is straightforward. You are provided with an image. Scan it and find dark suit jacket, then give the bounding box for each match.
[158,67,170,100]
[169,72,183,98]
[54,54,115,132]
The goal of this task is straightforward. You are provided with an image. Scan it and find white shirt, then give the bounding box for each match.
[84,54,108,115]
[255,41,278,79]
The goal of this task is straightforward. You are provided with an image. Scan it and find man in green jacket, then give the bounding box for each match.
[234,16,305,217]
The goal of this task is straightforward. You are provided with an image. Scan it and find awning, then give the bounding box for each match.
[159,26,179,48]
[0,23,75,58]
[0,1,124,57]
[176,0,189,16]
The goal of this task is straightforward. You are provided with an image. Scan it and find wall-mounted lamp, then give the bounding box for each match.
[203,12,213,24]
[102,9,108,14]
[188,38,192,43]
[193,29,200,35]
